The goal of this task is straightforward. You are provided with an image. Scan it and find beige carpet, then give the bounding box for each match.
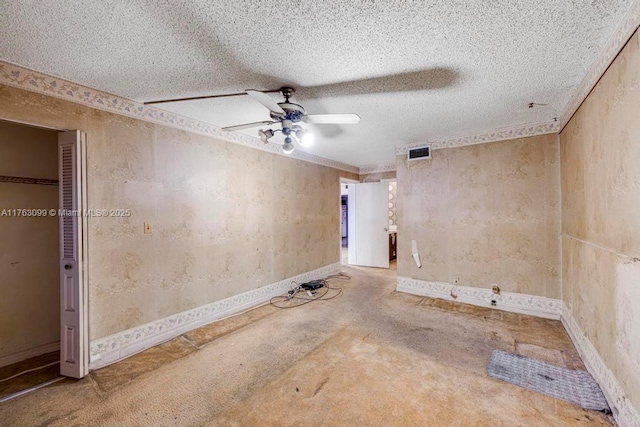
[0,264,612,426]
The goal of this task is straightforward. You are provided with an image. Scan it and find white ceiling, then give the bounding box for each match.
[0,0,632,167]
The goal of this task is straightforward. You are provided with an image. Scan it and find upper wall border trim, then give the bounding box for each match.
[559,1,640,130]
[359,163,397,174]
[396,120,560,155]
[0,61,359,174]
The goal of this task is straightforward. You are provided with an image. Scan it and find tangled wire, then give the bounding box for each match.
[269,272,350,309]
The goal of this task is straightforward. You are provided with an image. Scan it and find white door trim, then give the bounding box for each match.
[58,130,89,378]
[0,117,89,378]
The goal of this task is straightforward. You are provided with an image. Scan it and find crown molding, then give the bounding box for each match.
[396,120,560,155]
[0,61,359,175]
[559,1,640,130]
[358,163,397,174]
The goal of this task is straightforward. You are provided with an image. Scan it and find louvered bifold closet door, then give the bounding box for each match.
[58,130,87,378]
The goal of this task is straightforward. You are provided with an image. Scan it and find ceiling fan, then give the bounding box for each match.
[145,87,360,154]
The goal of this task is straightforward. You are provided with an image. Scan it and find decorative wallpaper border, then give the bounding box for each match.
[359,163,397,174]
[561,304,640,427]
[396,120,560,155]
[90,262,341,370]
[559,0,640,129]
[397,276,562,320]
[0,61,359,175]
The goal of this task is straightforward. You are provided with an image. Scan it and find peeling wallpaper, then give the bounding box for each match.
[0,84,356,341]
[561,29,640,412]
[397,133,561,299]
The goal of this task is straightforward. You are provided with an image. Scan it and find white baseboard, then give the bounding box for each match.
[561,304,640,427]
[0,341,60,368]
[396,276,562,319]
[89,262,342,370]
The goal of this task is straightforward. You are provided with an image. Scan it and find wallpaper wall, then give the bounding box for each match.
[388,181,397,227]
[560,29,640,412]
[0,84,356,341]
[360,171,396,182]
[0,121,59,360]
[397,133,561,299]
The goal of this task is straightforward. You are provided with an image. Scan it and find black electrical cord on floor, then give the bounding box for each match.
[269,272,350,309]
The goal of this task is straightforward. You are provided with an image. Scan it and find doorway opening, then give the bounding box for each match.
[0,119,88,402]
[385,179,397,269]
[340,178,358,265]
[0,120,61,399]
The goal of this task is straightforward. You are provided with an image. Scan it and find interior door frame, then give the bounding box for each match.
[347,181,390,269]
[339,178,359,264]
[0,117,90,378]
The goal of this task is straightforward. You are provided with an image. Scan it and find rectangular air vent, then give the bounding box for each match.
[407,145,431,161]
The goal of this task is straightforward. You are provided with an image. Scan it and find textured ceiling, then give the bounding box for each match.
[0,0,633,167]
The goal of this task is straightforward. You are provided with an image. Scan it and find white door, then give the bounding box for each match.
[348,182,389,268]
[58,130,88,378]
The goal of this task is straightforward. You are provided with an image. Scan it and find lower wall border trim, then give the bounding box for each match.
[89,262,341,370]
[561,304,640,427]
[396,276,562,319]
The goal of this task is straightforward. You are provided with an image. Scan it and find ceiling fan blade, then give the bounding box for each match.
[144,91,247,105]
[143,89,281,105]
[302,114,361,125]
[246,90,285,115]
[222,121,276,132]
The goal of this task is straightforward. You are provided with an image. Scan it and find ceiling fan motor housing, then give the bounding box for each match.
[270,102,306,122]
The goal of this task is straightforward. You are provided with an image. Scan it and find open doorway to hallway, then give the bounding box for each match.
[339,179,357,265]
[340,178,398,270]
[386,179,397,269]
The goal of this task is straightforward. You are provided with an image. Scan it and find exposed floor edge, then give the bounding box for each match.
[89,262,342,370]
[0,342,60,368]
[396,276,561,320]
[0,377,65,404]
[561,304,640,427]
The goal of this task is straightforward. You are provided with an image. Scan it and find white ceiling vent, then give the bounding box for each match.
[407,145,431,161]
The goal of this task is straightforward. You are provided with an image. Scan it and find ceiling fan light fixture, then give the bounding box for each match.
[293,127,314,147]
[300,131,314,147]
[258,129,274,143]
[282,137,295,154]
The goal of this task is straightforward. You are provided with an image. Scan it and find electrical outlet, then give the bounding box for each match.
[491,284,500,294]
[144,222,153,234]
